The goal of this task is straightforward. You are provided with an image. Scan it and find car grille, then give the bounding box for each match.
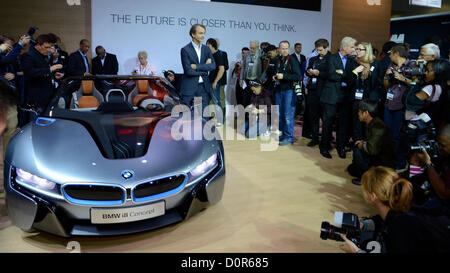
[133,174,186,203]
[62,184,125,206]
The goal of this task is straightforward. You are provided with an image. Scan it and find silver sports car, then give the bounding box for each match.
[4,76,225,237]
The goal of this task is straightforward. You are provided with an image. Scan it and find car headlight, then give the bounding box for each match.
[188,153,219,182]
[14,168,62,199]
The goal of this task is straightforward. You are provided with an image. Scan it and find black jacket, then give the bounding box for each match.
[306,53,330,97]
[290,53,306,79]
[67,50,90,76]
[369,207,450,253]
[218,50,229,86]
[320,53,357,104]
[92,53,119,75]
[348,60,383,102]
[274,55,301,92]
[22,46,55,109]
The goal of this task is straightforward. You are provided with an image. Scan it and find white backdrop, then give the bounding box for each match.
[92,0,334,75]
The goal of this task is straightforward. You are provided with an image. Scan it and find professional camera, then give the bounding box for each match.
[403,60,426,77]
[387,61,426,83]
[405,113,440,159]
[27,26,39,45]
[320,212,361,245]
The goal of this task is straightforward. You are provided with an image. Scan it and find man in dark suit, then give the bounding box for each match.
[292,43,307,77]
[291,43,308,135]
[319,37,357,159]
[91,45,119,95]
[305,39,330,147]
[180,24,216,112]
[67,39,92,77]
[92,46,119,75]
[22,34,63,115]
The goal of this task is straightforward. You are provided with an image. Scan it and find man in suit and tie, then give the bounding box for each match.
[92,45,119,94]
[92,46,119,75]
[67,39,92,77]
[319,37,357,159]
[180,24,216,112]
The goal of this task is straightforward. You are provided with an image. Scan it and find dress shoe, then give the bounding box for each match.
[352,178,362,186]
[337,148,346,159]
[320,149,332,159]
[307,140,319,147]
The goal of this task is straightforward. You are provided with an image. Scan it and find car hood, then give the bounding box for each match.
[6,117,220,186]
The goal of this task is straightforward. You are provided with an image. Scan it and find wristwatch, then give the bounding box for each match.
[424,163,434,169]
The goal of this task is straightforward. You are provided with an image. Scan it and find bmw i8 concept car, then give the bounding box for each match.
[4,76,225,237]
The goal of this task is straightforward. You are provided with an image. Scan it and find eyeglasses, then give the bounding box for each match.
[355,48,366,52]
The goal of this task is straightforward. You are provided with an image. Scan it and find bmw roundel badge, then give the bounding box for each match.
[121,170,135,180]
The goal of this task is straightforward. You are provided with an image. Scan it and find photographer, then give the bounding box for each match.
[383,44,418,169]
[404,59,450,128]
[0,35,30,89]
[340,166,450,253]
[261,44,278,103]
[22,34,63,120]
[274,40,301,146]
[409,124,450,213]
[240,81,272,138]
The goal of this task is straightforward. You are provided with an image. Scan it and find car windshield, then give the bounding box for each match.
[40,76,181,159]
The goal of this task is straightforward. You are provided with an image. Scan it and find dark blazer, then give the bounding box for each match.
[180,42,216,96]
[22,46,55,109]
[92,53,119,75]
[290,53,306,79]
[320,52,356,105]
[348,60,383,102]
[67,50,90,76]
[306,52,330,96]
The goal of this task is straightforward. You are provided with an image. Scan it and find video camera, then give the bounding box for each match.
[320,212,361,245]
[27,26,39,45]
[387,60,426,83]
[403,60,426,77]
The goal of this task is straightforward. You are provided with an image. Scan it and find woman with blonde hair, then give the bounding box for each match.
[340,166,450,253]
[348,42,382,142]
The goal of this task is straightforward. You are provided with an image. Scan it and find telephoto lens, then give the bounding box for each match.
[320,221,345,241]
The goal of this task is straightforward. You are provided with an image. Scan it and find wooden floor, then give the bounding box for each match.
[0,122,377,253]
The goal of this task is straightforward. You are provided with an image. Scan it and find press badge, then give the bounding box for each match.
[355,89,364,100]
[386,89,394,101]
[312,78,317,84]
[249,62,254,67]
[370,66,375,72]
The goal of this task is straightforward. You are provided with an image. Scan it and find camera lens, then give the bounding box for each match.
[320,221,331,240]
[320,221,345,241]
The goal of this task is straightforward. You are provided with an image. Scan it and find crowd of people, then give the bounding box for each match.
[1,24,450,252]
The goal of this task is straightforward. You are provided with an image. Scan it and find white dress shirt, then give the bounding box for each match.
[191,41,203,83]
